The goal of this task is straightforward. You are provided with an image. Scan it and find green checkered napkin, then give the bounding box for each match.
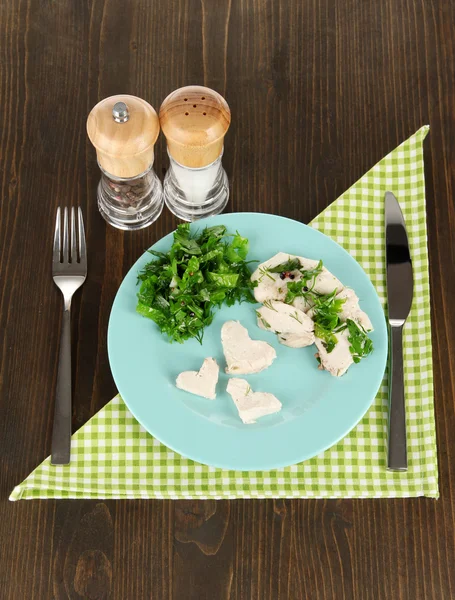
[10,126,438,500]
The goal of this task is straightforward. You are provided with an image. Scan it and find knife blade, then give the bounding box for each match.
[385,191,414,471]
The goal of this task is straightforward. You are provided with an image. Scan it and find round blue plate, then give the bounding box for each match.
[108,213,387,471]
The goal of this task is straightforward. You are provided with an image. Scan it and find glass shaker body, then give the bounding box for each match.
[159,86,231,222]
[87,95,163,231]
[163,152,229,222]
[97,164,163,231]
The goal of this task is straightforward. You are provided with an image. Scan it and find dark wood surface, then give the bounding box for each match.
[1,0,454,598]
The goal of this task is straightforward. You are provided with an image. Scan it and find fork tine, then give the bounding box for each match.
[53,207,61,262]
[78,207,87,265]
[62,207,69,263]
[71,207,77,262]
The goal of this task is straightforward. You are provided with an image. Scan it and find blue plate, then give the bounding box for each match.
[108,213,387,471]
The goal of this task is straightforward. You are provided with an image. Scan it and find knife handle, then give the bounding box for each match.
[387,324,408,471]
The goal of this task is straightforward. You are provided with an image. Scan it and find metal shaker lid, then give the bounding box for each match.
[112,102,130,123]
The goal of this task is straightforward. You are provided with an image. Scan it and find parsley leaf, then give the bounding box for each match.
[309,290,345,352]
[346,319,374,363]
[284,260,324,303]
[268,258,302,273]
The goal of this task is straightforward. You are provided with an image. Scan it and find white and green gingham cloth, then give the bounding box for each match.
[10,126,438,500]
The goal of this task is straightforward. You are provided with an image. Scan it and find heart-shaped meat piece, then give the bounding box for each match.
[176,358,219,399]
[221,321,276,374]
[227,378,282,424]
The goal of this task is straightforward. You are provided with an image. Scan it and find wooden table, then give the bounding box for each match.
[1,1,454,598]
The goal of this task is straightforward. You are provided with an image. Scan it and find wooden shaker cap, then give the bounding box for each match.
[159,86,231,168]
[87,95,160,178]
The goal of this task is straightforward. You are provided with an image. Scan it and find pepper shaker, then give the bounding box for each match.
[87,95,163,230]
[159,86,231,221]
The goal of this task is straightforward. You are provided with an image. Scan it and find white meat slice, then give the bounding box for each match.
[251,252,343,304]
[250,252,294,303]
[298,257,343,295]
[291,296,314,313]
[278,332,312,348]
[256,301,315,348]
[336,288,373,331]
[226,378,282,424]
[315,329,353,377]
[176,358,219,399]
[221,321,276,374]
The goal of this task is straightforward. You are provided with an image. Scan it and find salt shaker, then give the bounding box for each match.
[87,95,163,230]
[159,86,231,221]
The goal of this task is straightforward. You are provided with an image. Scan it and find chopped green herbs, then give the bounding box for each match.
[311,292,373,361]
[300,289,343,352]
[268,258,302,273]
[284,260,323,301]
[346,319,374,363]
[136,223,256,343]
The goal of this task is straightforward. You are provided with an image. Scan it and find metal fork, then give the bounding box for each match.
[51,207,87,464]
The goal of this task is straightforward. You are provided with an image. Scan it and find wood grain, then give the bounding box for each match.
[87,95,160,178]
[159,85,231,167]
[1,0,455,598]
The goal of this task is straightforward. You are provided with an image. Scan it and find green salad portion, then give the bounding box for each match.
[136,223,256,343]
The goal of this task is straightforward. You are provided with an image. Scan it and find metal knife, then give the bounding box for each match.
[385,192,414,471]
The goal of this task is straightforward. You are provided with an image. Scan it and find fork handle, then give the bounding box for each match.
[387,324,408,471]
[51,308,72,464]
